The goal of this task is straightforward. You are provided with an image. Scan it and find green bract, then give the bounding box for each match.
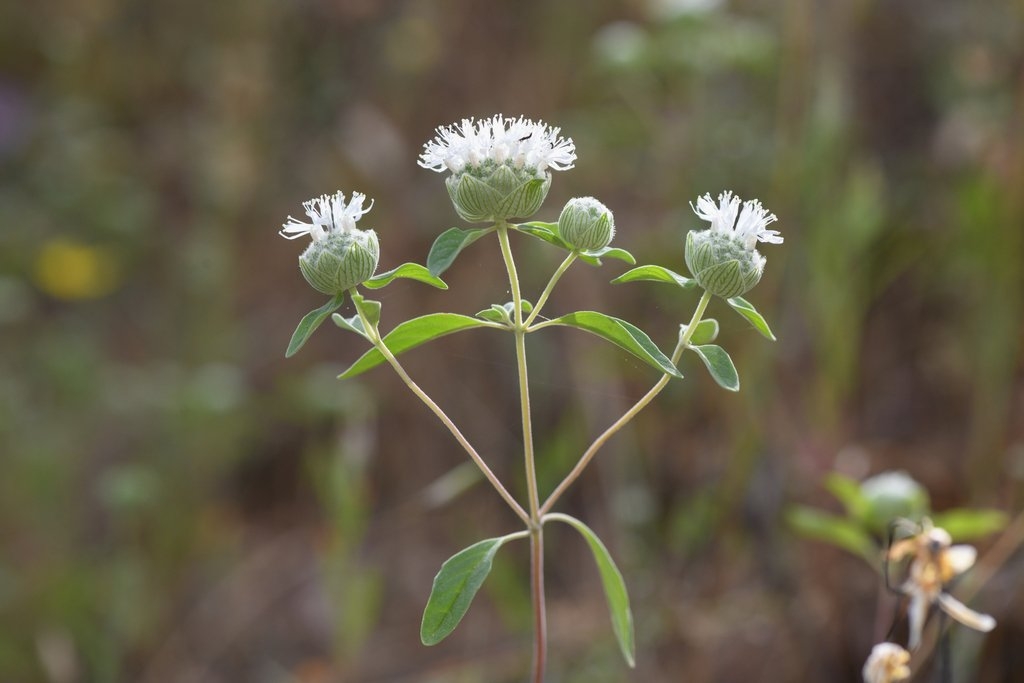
[684,229,765,299]
[299,229,380,295]
[445,165,550,223]
[558,196,615,251]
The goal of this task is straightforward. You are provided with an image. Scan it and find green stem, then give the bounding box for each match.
[524,251,577,328]
[495,224,547,683]
[350,291,530,526]
[539,289,713,515]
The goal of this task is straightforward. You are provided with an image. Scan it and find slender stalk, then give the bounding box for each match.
[524,251,577,328]
[350,292,530,526]
[495,224,547,683]
[540,289,713,515]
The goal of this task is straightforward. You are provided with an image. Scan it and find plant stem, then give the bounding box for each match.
[350,291,530,526]
[540,289,713,515]
[496,224,547,682]
[524,251,577,328]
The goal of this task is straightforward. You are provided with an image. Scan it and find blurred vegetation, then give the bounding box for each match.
[1,0,1023,681]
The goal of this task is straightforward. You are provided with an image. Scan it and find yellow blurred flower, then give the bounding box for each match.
[33,239,119,300]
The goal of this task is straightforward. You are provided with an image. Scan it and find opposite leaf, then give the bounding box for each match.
[421,537,511,646]
[427,227,495,277]
[285,293,346,358]
[726,296,776,341]
[546,514,635,667]
[611,264,697,289]
[786,506,876,562]
[339,313,497,379]
[688,344,740,391]
[579,246,637,268]
[688,318,720,345]
[543,311,682,378]
[364,263,449,290]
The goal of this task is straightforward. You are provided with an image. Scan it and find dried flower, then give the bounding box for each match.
[684,191,781,298]
[889,518,996,649]
[418,115,576,222]
[862,642,911,683]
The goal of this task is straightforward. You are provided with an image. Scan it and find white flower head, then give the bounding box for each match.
[862,643,911,683]
[280,191,374,243]
[690,190,782,250]
[889,518,996,650]
[418,115,577,178]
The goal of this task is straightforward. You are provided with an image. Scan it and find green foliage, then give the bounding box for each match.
[687,344,739,391]
[476,300,533,326]
[421,535,522,646]
[611,264,697,289]
[930,509,1009,541]
[426,227,495,276]
[516,221,636,266]
[285,293,346,357]
[546,514,635,668]
[337,313,498,378]
[688,318,719,345]
[725,296,775,341]
[541,311,682,377]
[786,506,876,562]
[363,263,449,290]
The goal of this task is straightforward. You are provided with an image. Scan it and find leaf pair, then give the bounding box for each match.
[420,515,635,667]
[285,263,447,357]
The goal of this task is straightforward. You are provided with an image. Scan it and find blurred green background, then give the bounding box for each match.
[2,0,1023,681]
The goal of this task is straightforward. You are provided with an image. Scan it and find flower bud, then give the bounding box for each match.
[860,471,929,531]
[298,229,379,295]
[558,196,615,251]
[684,229,765,299]
[445,166,551,223]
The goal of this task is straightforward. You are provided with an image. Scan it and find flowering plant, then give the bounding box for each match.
[280,114,782,680]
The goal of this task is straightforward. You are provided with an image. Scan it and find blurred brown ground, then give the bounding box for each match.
[1,0,1023,681]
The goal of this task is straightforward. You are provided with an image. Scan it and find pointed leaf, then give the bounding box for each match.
[688,318,719,345]
[364,263,449,290]
[350,292,381,328]
[285,293,346,358]
[332,313,368,338]
[825,473,871,521]
[579,246,636,266]
[427,227,495,277]
[726,296,776,341]
[475,300,533,326]
[547,514,635,667]
[929,509,1009,540]
[688,344,740,391]
[421,537,512,645]
[543,311,681,377]
[516,221,571,250]
[339,313,496,379]
[786,506,876,561]
[611,264,697,289]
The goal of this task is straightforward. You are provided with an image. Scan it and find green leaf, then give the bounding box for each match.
[610,264,697,289]
[578,246,636,267]
[331,313,368,338]
[350,293,381,328]
[475,300,533,326]
[688,344,740,391]
[930,508,1009,540]
[516,221,570,249]
[338,313,496,379]
[688,319,719,345]
[825,473,871,522]
[421,537,512,646]
[364,263,449,290]
[726,296,776,341]
[786,506,876,561]
[426,227,495,277]
[543,311,682,378]
[285,293,346,358]
[547,514,635,667]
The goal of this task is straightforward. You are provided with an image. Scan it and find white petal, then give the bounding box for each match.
[937,593,996,632]
[944,545,977,575]
[905,587,930,650]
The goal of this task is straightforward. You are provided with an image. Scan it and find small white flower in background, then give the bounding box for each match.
[280,191,380,295]
[862,642,911,683]
[690,190,782,250]
[419,115,576,178]
[889,518,996,650]
[684,191,782,298]
[280,191,374,242]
